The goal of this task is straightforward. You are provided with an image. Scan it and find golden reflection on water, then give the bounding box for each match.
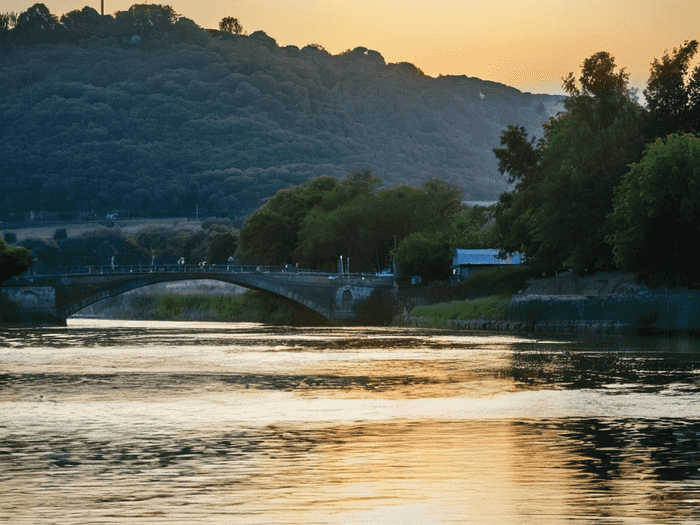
[0,419,680,524]
[0,320,698,524]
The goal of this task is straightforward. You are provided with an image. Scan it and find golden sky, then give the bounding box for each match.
[2,0,699,95]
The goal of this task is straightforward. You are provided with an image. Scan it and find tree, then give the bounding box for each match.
[0,11,18,45]
[13,3,63,44]
[60,6,110,41]
[239,176,341,265]
[219,16,245,35]
[393,231,451,281]
[606,134,700,287]
[114,4,179,40]
[0,239,31,282]
[449,206,494,250]
[645,40,700,139]
[293,178,464,274]
[563,51,630,98]
[173,17,207,45]
[492,125,540,185]
[0,11,17,32]
[340,169,381,199]
[493,52,646,274]
[202,223,238,263]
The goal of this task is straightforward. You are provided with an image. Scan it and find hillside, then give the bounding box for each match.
[0,27,564,221]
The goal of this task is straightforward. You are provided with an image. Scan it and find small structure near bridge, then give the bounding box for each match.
[452,249,523,281]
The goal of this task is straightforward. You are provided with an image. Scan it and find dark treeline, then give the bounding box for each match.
[11,218,238,271]
[493,45,700,287]
[0,3,560,223]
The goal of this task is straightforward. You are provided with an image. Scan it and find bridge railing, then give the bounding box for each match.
[7,264,394,281]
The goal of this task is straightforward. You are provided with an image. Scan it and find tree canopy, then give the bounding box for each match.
[219,16,245,35]
[0,238,31,281]
[493,52,647,274]
[239,171,465,277]
[645,40,700,139]
[606,133,700,287]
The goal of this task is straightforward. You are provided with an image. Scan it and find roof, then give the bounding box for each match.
[462,201,498,208]
[452,249,523,266]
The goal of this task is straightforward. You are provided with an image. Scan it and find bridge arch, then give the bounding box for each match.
[58,272,333,321]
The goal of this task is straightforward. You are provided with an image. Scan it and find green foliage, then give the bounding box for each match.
[645,40,700,139]
[203,224,238,263]
[241,170,465,276]
[449,206,494,250]
[109,289,294,324]
[0,238,31,281]
[494,52,646,274]
[606,133,700,287]
[452,266,536,299]
[562,51,630,98]
[291,176,464,274]
[239,176,342,265]
[340,169,382,199]
[493,125,540,184]
[413,296,510,321]
[393,231,451,281]
[133,222,237,265]
[156,294,244,320]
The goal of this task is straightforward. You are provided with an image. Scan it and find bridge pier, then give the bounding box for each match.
[0,285,66,326]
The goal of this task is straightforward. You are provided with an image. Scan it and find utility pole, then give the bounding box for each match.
[101,0,104,15]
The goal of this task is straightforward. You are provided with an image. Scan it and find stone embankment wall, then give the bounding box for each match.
[406,272,700,335]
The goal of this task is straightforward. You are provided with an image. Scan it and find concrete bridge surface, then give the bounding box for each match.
[0,264,398,326]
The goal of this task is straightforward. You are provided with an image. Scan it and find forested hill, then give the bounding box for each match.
[0,18,563,220]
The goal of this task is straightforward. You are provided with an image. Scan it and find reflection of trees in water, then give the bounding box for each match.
[510,342,700,393]
[557,418,700,485]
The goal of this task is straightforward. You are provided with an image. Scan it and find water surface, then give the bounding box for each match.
[1,320,698,523]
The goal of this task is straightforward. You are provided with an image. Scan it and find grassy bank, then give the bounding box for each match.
[411,296,510,327]
[80,288,296,325]
[406,267,535,327]
[153,292,295,324]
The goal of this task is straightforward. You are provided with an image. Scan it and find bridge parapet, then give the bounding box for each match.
[2,266,398,325]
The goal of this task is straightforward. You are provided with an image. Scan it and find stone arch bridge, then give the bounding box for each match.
[0,265,398,326]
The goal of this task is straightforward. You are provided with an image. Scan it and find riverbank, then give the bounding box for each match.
[404,271,700,335]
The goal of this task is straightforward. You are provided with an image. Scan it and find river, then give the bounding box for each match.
[1,319,698,524]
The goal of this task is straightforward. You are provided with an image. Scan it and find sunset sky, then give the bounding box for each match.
[2,0,699,96]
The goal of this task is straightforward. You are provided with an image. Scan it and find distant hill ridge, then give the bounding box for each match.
[0,25,564,220]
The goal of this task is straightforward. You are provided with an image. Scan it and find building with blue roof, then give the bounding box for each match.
[452,249,524,280]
